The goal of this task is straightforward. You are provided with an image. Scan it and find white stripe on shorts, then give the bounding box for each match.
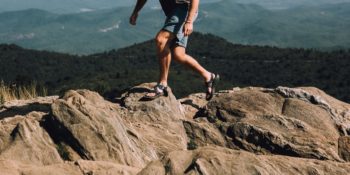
[176,0,190,4]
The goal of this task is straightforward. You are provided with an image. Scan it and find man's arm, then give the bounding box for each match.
[186,0,199,23]
[130,0,147,25]
[183,0,199,36]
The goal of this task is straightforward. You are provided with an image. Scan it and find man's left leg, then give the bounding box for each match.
[172,45,218,99]
[172,46,212,82]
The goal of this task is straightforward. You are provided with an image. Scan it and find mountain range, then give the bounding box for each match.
[0,0,130,14]
[0,1,349,54]
[1,0,350,13]
[0,0,219,14]
[235,0,350,9]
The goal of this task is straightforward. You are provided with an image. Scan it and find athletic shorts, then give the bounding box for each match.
[162,4,198,48]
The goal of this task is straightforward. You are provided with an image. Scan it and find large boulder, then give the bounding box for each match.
[0,160,81,175]
[339,136,350,161]
[117,83,188,155]
[182,87,350,161]
[0,96,58,120]
[139,146,350,175]
[0,159,139,175]
[0,96,62,166]
[0,112,62,165]
[76,159,140,175]
[50,89,157,167]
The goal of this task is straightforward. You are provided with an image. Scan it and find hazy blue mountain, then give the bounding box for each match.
[197,1,350,49]
[234,0,350,10]
[0,7,164,54]
[2,0,350,13]
[0,0,350,14]
[0,1,349,54]
[0,0,133,13]
[0,0,221,14]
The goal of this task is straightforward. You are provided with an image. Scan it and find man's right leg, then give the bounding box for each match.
[155,30,174,87]
[144,30,174,98]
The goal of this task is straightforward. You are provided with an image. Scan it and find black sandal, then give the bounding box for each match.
[205,73,220,101]
[143,84,168,100]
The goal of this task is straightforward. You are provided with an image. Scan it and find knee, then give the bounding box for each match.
[155,33,168,46]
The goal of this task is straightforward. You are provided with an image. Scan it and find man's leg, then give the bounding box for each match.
[155,30,174,87]
[144,29,174,98]
[172,46,212,82]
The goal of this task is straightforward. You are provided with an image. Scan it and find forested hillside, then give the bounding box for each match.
[1,33,349,102]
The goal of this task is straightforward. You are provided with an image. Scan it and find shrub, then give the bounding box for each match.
[0,80,48,104]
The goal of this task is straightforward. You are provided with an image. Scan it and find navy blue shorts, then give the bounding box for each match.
[162,4,197,48]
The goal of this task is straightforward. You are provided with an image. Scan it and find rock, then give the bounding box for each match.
[180,93,231,149]
[183,119,228,149]
[0,159,139,175]
[137,160,165,175]
[50,89,157,168]
[76,159,140,175]
[274,86,350,135]
[0,111,62,165]
[0,96,58,120]
[118,83,188,156]
[19,163,82,175]
[0,160,21,175]
[1,96,58,107]
[201,87,343,161]
[179,93,208,119]
[139,146,350,175]
[0,160,81,175]
[1,85,350,174]
[339,136,350,161]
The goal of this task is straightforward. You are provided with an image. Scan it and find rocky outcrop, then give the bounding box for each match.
[140,146,350,175]
[117,83,187,156]
[0,159,139,175]
[0,112,62,165]
[0,84,350,174]
[0,96,57,120]
[0,97,62,166]
[339,136,350,161]
[182,87,350,161]
[49,89,156,167]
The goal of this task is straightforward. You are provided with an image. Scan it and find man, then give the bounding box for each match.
[129,0,219,100]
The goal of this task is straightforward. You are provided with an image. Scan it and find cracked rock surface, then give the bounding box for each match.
[1,84,350,175]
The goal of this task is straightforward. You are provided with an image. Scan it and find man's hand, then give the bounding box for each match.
[130,0,146,25]
[183,22,193,36]
[129,12,138,25]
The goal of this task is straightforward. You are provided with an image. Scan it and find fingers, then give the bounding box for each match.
[183,23,193,36]
[129,13,138,25]
[129,19,135,25]
[129,17,136,25]
[184,29,192,36]
[184,28,190,36]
